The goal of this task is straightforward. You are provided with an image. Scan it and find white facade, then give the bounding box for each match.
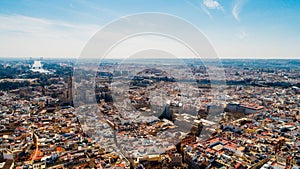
[30,61,50,74]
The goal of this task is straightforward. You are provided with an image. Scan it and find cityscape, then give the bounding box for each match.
[0,58,299,169]
[1,0,300,169]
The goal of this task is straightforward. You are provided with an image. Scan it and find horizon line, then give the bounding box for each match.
[0,56,299,60]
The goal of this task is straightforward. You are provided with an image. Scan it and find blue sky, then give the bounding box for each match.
[0,0,299,58]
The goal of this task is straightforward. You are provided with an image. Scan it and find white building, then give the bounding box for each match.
[30,61,50,74]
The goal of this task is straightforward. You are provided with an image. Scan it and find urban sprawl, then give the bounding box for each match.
[0,59,299,169]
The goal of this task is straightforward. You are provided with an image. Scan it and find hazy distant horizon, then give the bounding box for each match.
[0,56,299,61]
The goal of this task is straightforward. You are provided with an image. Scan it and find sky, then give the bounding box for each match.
[0,0,299,59]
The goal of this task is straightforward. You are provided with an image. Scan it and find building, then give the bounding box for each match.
[171,153,182,167]
[226,102,264,114]
[0,159,14,169]
[30,61,50,74]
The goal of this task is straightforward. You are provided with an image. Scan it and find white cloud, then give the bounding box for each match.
[186,1,213,19]
[201,4,213,18]
[0,14,100,58]
[232,0,247,21]
[203,0,223,10]
[0,15,99,39]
